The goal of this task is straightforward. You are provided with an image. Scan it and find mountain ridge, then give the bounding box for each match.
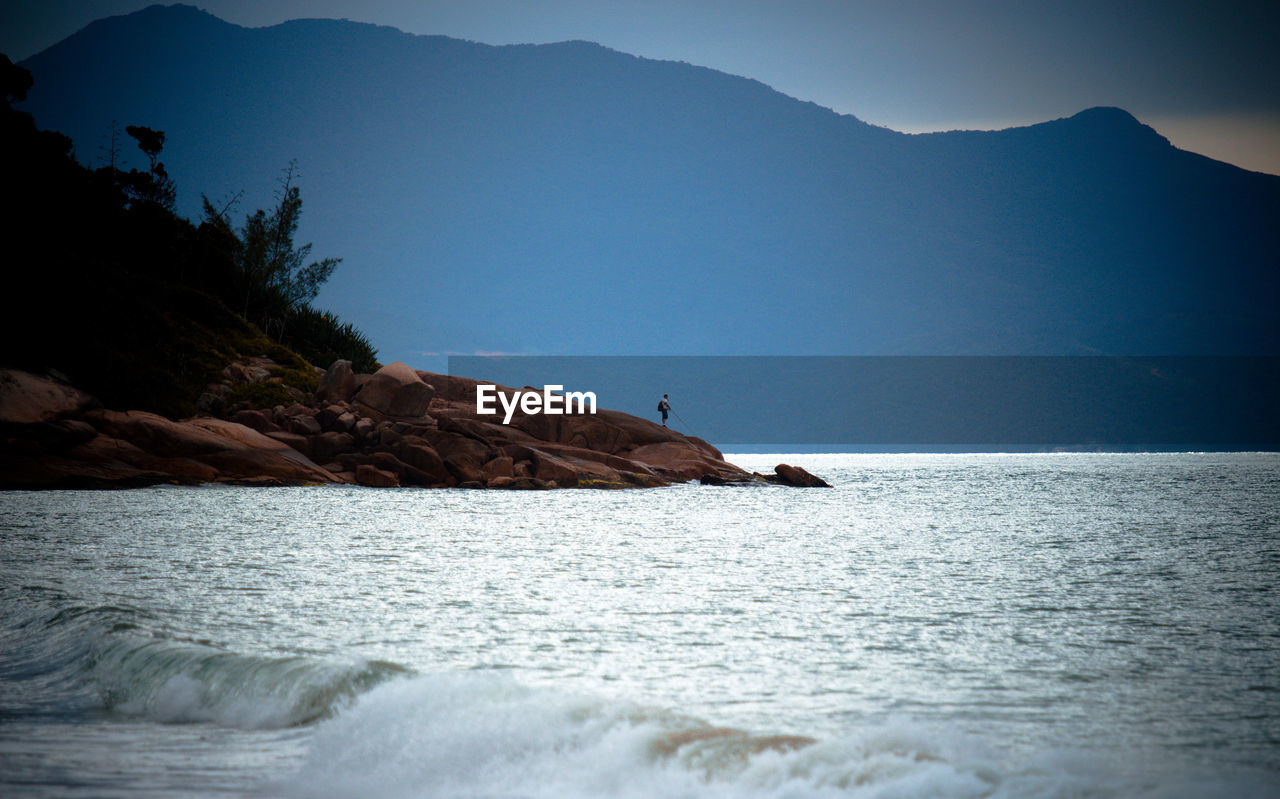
[16,4,1279,361]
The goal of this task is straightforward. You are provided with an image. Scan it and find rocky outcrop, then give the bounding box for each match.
[758,463,833,488]
[1,376,340,489]
[1,365,830,490]
[423,372,753,487]
[353,362,434,419]
[0,369,100,424]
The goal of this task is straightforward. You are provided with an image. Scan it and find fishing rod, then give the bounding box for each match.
[669,406,703,441]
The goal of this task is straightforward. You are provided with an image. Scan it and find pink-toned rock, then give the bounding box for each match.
[265,430,312,458]
[530,451,579,487]
[316,405,341,430]
[398,437,449,482]
[0,430,223,489]
[281,403,318,419]
[772,463,833,488]
[231,409,281,434]
[481,456,514,481]
[4,364,812,491]
[317,360,357,404]
[311,431,356,463]
[6,418,99,452]
[316,405,353,432]
[356,463,399,487]
[288,415,322,436]
[364,451,408,477]
[625,441,749,483]
[501,445,580,487]
[196,446,337,484]
[417,370,737,476]
[376,424,402,448]
[354,362,435,418]
[88,410,236,457]
[429,431,491,475]
[0,454,167,489]
[0,370,99,425]
[353,417,375,440]
[446,460,484,485]
[183,418,339,483]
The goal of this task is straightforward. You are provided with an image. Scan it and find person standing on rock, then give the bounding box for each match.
[658,394,671,427]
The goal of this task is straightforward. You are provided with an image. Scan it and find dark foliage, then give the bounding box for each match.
[225,380,296,411]
[283,306,380,375]
[0,56,378,416]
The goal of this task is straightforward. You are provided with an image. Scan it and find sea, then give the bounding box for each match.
[1,452,1277,798]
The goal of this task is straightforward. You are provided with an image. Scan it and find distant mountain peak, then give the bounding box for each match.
[105,2,226,27]
[1069,106,1141,125]
[48,2,233,55]
[17,4,1279,359]
[1063,105,1168,141]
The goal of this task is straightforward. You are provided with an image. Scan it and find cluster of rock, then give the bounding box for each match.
[0,361,831,490]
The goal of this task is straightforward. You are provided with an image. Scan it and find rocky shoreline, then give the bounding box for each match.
[1,361,830,490]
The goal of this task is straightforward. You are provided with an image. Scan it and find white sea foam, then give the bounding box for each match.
[281,671,1253,799]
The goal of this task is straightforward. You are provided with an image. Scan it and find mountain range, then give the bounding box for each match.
[16,4,1279,364]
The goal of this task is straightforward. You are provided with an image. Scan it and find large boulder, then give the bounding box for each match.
[83,412,337,484]
[480,456,514,481]
[180,418,340,484]
[230,408,281,434]
[353,362,435,418]
[316,359,357,404]
[0,369,99,425]
[2,411,339,488]
[428,430,492,481]
[526,449,579,487]
[397,436,450,482]
[87,410,242,458]
[356,463,398,487]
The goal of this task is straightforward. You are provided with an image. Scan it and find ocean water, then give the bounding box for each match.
[1,452,1277,798]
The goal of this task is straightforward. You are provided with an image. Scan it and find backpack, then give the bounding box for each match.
[657,401,664,411]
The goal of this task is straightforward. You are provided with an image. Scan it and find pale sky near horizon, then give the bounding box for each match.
[3,0,1278,175]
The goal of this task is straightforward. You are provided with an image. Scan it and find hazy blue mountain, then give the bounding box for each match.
[17,4,1280,364]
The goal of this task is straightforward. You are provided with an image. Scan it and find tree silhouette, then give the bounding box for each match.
[117,124,175,210]
[125,125,164,169]
[98,120,123,171]
[204,161,340,339]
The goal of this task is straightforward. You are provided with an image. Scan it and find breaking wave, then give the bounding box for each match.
[3,586,1273,797]
[0,585,405,729]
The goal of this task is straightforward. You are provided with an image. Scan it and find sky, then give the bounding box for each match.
[2,0,1278,175]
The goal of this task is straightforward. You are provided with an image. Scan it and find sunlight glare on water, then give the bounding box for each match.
[1,453,1277,797]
